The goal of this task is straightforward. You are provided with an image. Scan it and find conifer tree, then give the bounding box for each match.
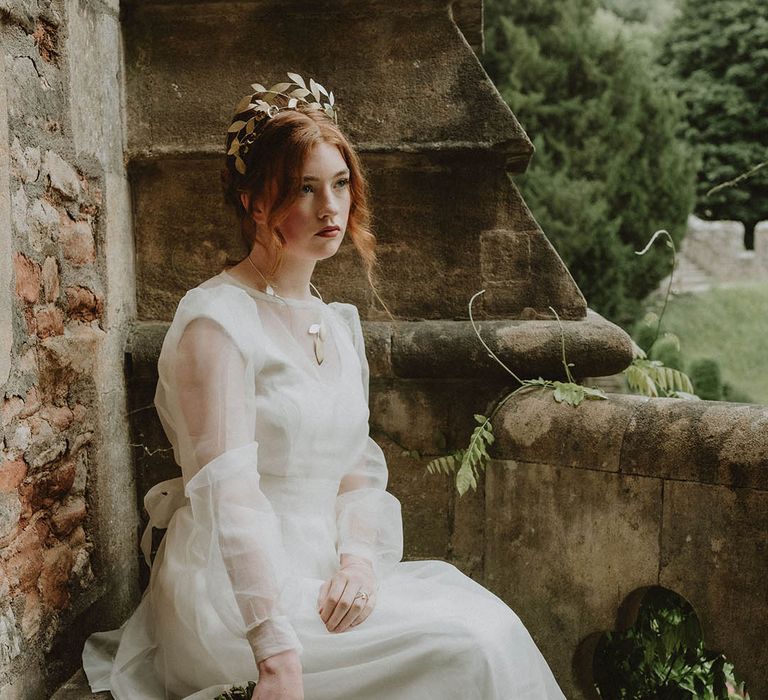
[483,0,696,325]
[662,0,768,247]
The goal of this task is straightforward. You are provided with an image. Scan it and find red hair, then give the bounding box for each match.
[221,96,389,314]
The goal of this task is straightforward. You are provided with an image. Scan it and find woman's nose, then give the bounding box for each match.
[317,189,339,218]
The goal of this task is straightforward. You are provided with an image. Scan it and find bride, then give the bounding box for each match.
[82,72,566,700]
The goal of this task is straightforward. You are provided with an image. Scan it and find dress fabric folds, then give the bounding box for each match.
[82,270,566,700]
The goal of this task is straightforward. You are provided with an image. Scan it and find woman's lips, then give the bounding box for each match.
[316,228,339,237]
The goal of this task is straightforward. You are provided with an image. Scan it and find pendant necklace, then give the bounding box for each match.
[245,253,326,365]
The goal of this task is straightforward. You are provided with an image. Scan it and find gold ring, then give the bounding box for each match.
[353,590,369,602]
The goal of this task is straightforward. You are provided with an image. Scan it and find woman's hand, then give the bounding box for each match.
[255,649,304,700]
[317,554,377,633]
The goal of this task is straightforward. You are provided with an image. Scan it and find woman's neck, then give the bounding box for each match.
[229,248,317,301]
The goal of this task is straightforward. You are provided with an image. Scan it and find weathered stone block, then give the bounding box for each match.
[493,389,642,471]
[0,492,22,539]
[485,460,662,699]
[660,480,768,699]
[9,137,40,184]
[622,399,768,490]
[43,150,80,201]
[124,0,529,159]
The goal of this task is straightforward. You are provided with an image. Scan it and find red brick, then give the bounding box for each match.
[23,306,37,335]
[32,19,60,66]
[18,461,76,512]
[18,386,41,419]
[41,257,59,303]
[38,544,74,608]
[50,497,86,537]
[39,404,73,431]
[0,459,27,492]
[65,286,102,322]
[4,525,44,592]
[57,213,94,265]
[67,525,86,549]
[14,254,41,304]
[34,306,64,338]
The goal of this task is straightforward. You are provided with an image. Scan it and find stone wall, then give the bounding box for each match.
[0,2,139,697]
[680,215,768,289]
[485,391,768,699]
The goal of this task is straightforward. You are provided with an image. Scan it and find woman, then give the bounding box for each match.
[82,73,566,700]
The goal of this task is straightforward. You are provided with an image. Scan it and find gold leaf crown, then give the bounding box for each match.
[226,71,338,176]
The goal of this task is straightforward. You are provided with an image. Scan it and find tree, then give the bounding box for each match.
[483,0,696,326]
[662,0,768,248]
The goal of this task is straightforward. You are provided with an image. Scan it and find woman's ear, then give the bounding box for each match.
[240,192,266,225]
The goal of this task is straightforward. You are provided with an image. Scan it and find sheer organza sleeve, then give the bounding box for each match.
[154,287,302,663]
[334,304,403,578]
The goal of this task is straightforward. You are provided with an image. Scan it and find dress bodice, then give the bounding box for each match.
[212,271,371,482]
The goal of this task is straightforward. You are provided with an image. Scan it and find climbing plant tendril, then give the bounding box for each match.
[425,292,607,496]
[623,229,697,399]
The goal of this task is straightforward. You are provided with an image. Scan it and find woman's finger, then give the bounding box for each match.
[333,591,369,633]
[319,577,349,625]
[325,580,360,631]
[349,592,376,629]
[316,579,331,611]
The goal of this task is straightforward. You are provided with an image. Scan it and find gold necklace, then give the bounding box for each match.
[245,253,326,365]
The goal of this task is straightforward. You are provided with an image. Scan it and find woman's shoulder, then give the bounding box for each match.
[167,272,263,354]
[176,271,256,316]
[327,300,359,325]
[327,301,362,349]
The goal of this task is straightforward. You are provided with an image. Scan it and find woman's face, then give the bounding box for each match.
[276,141,352,262]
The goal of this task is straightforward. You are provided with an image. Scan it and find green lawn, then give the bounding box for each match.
[645,282,768,405]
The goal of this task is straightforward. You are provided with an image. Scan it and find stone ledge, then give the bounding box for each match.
[493,390,768,491]
[127,308,633,382]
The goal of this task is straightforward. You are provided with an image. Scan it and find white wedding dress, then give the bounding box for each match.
[82,270,566,700]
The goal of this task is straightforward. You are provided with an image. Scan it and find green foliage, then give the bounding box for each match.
[594,587,747,699]
[687,357,724,401]
[625,357,695,398]
[632,312,661,354]
[426,414,495,496]
[214,682,256,700]
[649,333,684,371]
[661,0,768,244]
[483,0,696,326]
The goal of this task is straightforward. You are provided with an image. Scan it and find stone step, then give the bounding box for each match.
[50,669,111,700]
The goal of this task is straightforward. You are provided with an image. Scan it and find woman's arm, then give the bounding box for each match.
[173,315,302,665]
[317,305,404,633]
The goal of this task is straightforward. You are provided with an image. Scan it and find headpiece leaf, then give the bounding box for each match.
[227,71,339,178]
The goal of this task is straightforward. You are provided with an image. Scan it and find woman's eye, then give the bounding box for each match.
[301,184,313,194]
[336,178,349,188]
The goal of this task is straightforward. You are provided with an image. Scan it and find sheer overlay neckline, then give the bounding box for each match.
[220,269,325,308]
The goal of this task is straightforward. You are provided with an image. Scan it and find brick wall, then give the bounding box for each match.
[1,2,139,696]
